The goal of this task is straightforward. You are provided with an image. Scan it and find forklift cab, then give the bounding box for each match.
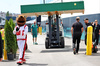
[45,14,65,49]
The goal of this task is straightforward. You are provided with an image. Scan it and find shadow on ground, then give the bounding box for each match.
[41,45,72,53]
[92,53,100,56]
[18,63,48,66]
[26,49,32,53]
[2,60,17,62]
[3,49,32,62]
[41,45,100,54]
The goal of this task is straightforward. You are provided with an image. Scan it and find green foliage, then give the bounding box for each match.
[9,18,15,30]
[5,19,17,54]
[6,11,9,16]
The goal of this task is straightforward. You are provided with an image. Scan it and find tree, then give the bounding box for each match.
[9,18,17,53]
[4,20,16,54]
[6,11,9,17]
[9,18,15,29]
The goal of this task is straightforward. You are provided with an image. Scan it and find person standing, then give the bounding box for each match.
[93,20,100,48]
[13,15,28,65]
[31,21,38,45]
[0,28,3,62]
[84,18,92,45]
[71,17,84,54]
[0,27,4,48]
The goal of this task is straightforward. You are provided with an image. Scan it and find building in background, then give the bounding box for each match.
[0,11,36,25]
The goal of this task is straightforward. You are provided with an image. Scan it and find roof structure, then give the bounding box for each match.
[21,1,84,16]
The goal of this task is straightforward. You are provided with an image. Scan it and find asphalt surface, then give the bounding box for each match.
[0,32,100,66]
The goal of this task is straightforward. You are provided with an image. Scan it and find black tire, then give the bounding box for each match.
[92,45,98,53]
[92,48,98,53]
[60,37,65,48]
[45,38,49,49]
[59,31,62,36]
[92,49,97,53]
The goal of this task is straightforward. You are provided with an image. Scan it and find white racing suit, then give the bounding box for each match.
[13,25,28,60]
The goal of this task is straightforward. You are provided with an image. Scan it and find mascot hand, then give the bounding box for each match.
[16,27,19,31]
[16,31,21,35]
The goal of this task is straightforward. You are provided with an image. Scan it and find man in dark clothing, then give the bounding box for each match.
[0,32,3,61]
[84,18,92,45]
[93,20,100,47]
[71,17,84,54]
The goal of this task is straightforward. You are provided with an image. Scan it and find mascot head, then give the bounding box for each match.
[16,15,26,26]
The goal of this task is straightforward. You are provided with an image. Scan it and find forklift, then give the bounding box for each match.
[21,1,84,49]
[45,14,65,49]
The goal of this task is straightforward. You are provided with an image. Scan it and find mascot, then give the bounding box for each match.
[13,15,28,65]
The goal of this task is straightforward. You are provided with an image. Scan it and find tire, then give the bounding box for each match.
[92,49,97,53]
[59,31,62,36]
[60,37,65,48]
[92,45,98,53]
[45,38,49,49]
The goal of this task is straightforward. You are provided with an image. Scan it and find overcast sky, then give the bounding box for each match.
[50,0,100,18]
[0,0,100,15]
[0,0,40,13]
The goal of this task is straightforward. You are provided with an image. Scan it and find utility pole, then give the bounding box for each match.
[43,0,45,4]
[61,0,63,2]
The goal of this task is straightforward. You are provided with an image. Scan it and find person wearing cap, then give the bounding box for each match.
[71,17,84,54]
[0,27,3,61]
[31,21,38,45]
[92,20,100,48]
[84,18,92,45]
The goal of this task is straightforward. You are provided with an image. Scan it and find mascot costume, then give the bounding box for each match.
[13,15,28,65]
